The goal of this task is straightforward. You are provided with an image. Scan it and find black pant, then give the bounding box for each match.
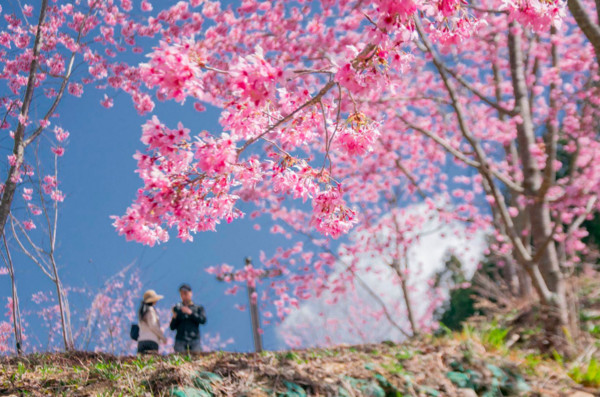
[137,340,159,354]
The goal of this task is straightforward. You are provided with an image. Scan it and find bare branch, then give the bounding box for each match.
[443,66,517,116]
[414,16,532,266]
[397,114,524,193]
[10,216,54,280]
[538,26,559,199]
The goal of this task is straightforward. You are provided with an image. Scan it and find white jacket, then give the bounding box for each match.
[138,306,165,344]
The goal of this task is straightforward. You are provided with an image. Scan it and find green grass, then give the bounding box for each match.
[91,361,123,381]
[480,323,509,350]
[523,353,542,375]
[569,357,600,387]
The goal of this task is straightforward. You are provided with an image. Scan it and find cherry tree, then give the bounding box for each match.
[0,0,197,352]
[0,297,19,354]
[108,0,597,349]
[273,202,484,347]
[6,147,76,350]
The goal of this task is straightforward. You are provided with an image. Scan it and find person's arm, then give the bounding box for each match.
[169,306,181,330]
[190,305,206,325]
[148,309,166,342]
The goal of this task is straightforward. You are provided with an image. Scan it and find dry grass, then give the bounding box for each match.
[1,333,596,396]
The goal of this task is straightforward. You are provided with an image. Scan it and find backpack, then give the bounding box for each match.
[130,323,139,341]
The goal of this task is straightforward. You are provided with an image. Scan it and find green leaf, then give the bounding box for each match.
[446,371,470,388]
[280,380,306,397]
[170,387,212,397]
[419,386,440,396]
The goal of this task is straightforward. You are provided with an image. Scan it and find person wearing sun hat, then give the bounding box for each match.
[137,289,167,354]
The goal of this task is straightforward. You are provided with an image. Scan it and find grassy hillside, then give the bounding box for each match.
[1,326,598,396]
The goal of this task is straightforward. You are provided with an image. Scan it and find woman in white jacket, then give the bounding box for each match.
[137,290,167,354]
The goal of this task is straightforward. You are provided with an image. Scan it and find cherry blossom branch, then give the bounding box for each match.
[23,2,95,147]
[396,114,523,194]
[492,52,521,182]
[375,95,452,106]
[464,5,509,14]
[386,148,474,224]
[531,193,596,269]
[507,23,567,308]
[293,69,334,75]
[261,137,293,158]
[339,262,412,338]
[531,220,563,266]
[10,215,53,280]
[333,82,343,135]
[319,101,334,174]
[16,0,31,26]
[442,65,517,116]
[295,229,411,338]
[237,80,335,158]
[390,214,418,336]
[414,16,533,269]
[397,115,479,168]
[38,153,74,349]
[528,41,541,111]
[566,196,597,238]
[568,0,600,66]
[202,65,230,74]
[0,0,49,239]
[0,101,17,133]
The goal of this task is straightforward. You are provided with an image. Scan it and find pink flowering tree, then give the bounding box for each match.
[105,0,597,349]
[216,200,482,347]
[0,0,218,353]
[76,264,142,354]
[0,297,21,354]
[7,147,75,350]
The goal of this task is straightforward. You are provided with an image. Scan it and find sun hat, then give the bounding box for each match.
[143,289,164,304]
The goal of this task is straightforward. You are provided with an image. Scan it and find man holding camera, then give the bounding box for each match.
[170,283,206,353]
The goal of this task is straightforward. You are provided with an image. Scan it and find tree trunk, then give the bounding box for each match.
[3,237,23,354]
[393,258,418,337]
[508,23,570,348]
[568,0,600,67]
[53,278,74,350]
[0,0,48,239]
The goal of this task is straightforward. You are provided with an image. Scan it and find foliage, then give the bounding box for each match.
[569,358,600,387]
[435,255,479,331]
[480,323,510,351]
